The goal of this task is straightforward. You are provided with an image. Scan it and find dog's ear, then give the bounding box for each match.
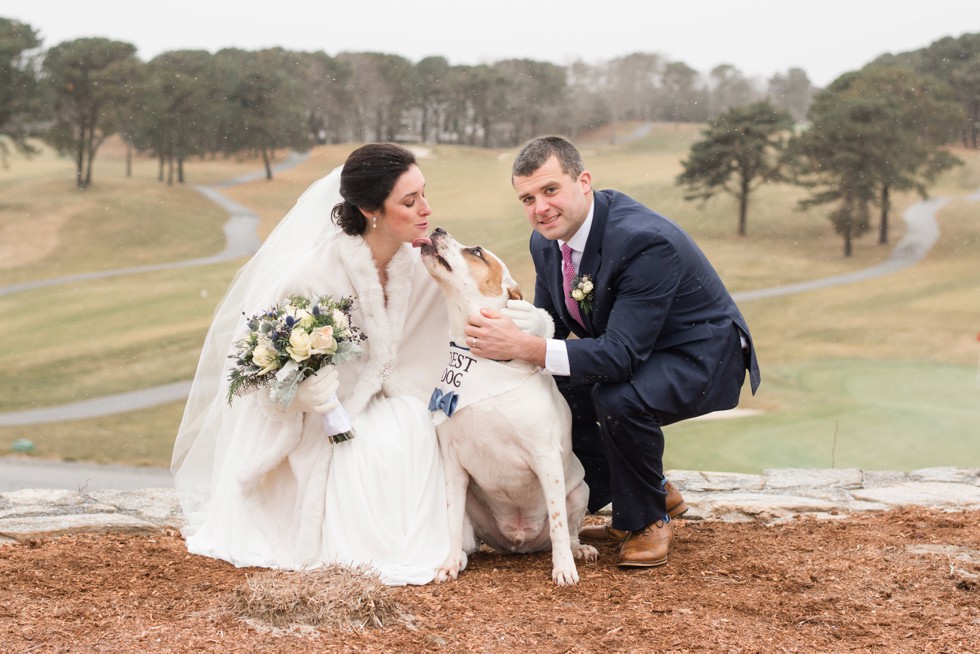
[507,284,523,301]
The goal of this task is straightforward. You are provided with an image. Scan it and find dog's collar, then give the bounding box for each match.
[430,342,536,424]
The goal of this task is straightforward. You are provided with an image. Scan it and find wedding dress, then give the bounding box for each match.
[171,167,452,585]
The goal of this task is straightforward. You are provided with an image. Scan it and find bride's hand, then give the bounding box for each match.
[291,366,340,414]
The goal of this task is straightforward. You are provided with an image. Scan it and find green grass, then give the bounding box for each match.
[665,360,979,473]
[0,402,187,466]
[0,262,240,410]
[2,129,979,471]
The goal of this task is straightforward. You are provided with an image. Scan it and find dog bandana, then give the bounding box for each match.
[429,341,538,426]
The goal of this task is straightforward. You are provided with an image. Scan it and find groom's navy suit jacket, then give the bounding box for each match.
[530,189,761,421]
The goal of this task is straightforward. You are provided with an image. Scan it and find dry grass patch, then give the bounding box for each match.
[219,145,353,238]
[233,564,404,630]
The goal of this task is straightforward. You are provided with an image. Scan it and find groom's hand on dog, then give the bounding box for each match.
[465,310,547,367]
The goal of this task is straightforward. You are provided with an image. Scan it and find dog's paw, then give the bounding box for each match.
[573,543,599,562]
[552,564,580,587]
[434,567,456,583]
[435,550,468,582]
[552,548,580,586]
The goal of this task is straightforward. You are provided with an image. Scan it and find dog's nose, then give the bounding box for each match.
[433,227,447,235]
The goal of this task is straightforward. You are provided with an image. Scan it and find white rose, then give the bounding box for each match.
[331,309,349,331]
[582,280,593,294]
[286,328,313,362]
[295,309,315,329]
[310,325,337,354]
[571,289,585,301]
[251,344,280,375]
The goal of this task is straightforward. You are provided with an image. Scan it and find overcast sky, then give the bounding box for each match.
[5,1,978,87]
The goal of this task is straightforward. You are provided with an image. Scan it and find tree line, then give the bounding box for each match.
[1,16,817,187]
[1,17,976,257]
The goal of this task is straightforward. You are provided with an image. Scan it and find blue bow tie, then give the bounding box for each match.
[428,388,459,417]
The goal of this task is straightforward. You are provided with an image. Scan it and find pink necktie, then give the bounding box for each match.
[561,243,584,326]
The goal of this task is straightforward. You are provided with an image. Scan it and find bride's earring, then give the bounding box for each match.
[372,215,378,229]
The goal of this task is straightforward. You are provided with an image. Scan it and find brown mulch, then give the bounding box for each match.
[1,508,978,653]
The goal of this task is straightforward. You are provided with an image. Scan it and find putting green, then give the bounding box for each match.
[665,359,980,473]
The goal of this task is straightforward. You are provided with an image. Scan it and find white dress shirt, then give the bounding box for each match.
[543,200,595,376]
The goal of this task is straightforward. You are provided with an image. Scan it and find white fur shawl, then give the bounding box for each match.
[235,231,449,486]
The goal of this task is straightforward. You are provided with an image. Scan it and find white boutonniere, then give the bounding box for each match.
[569,273,594,315]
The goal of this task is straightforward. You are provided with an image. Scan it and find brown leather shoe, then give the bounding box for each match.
[664,481,689,519]
[578,523,630,542]
[617,519,673,568]
[579,481,688,543]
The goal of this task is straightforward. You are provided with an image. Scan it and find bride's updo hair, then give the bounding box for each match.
[331,143,418,236]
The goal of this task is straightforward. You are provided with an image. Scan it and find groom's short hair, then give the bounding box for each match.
[512,136,585,180]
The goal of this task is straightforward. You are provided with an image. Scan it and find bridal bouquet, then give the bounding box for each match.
[226,293,365,443]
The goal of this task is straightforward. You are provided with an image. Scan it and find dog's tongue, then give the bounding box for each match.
[412,237,432,248]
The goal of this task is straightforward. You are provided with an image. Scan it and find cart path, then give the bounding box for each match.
[0,151,308,298]
[733,196,947,302]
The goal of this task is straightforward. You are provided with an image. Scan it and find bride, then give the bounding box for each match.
[171,143,453,585]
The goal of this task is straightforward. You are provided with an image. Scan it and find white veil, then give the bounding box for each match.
[171,166,344,526]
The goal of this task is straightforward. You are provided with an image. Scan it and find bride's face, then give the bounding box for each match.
[378,164,431,244]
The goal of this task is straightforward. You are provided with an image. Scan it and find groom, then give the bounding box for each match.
[464,135,760,568]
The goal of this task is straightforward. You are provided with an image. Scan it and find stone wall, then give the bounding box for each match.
[2,467,978,545]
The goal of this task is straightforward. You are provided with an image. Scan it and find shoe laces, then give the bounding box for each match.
[636,518,669,535]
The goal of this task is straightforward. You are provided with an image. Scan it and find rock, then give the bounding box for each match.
[0,487,184,544]
[88,489,183,524]
[668,470,765,492]
[908,467,979,485]
[851,481,980,510]
[2,469,978,544]
[1,513,160,544]
[763,467,864,490]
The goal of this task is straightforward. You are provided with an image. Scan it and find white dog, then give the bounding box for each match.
[416,227,597,586]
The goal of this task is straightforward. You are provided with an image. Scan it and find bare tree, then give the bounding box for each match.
[767,67,814,123]
[707,64,761,116]
[658,61,708,123]
[301,51,354,145]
